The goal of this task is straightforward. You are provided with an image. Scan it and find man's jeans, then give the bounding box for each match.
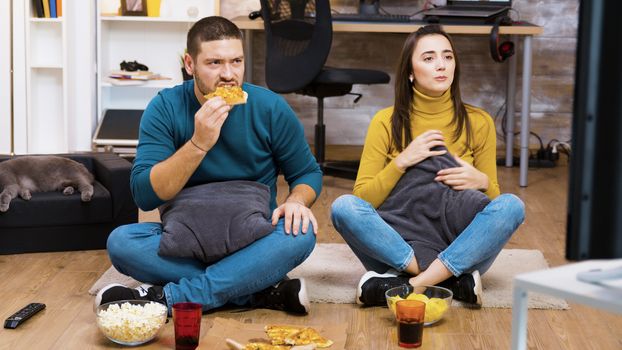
[106,218,315,313]
[330,193,525,276]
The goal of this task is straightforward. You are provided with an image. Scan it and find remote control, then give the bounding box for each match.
[4,303,46,329]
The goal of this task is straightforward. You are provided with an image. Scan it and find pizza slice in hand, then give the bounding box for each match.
[204,86,247,105]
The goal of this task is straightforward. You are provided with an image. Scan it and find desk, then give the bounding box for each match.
[232,17,543,186]
[511,259,622,350]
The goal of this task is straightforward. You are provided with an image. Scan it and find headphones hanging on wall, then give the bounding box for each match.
[489,15,515,63]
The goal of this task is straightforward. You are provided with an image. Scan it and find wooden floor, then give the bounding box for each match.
[1,163,621,349]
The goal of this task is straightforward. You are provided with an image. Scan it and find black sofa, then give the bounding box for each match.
[0,153,137,254]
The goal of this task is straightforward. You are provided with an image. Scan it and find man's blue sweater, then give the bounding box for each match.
[130,81,322,211]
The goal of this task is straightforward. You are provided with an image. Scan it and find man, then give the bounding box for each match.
[95,16,322,315]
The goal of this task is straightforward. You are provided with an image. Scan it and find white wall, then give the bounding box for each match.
[0,0,12,154]
[11,0,28,154]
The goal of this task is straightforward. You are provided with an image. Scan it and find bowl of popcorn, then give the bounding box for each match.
[385,285,452,326]
[96,300,168,346]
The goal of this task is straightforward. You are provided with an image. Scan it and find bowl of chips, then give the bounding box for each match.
[385,285,452,326]
[96,300,168,346]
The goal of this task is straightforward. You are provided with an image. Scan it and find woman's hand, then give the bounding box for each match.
[435,155,489,191]
[394,130,447,171]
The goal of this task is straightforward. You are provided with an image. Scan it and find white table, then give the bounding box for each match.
[511,259,622,350]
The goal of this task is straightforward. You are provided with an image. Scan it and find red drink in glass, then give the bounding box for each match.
[172,302,202,350]
[396,300,426,348]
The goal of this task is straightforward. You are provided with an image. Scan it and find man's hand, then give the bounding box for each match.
[150,97,229,201]
[435,155,489,191]
[271,199,318,236]
[192,96,231,152]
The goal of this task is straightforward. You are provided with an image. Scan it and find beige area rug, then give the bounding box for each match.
[89,243,568,309]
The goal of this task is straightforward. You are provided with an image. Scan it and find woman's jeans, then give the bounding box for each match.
[106,218,315,312]
[331,194,525,276]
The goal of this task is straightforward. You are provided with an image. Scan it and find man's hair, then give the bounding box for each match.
[186,16,243,59]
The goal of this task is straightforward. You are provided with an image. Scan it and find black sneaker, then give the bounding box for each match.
[438,270,483,307]
[250,278,310,315]
[357,270,411,306]
[94,283,167,310]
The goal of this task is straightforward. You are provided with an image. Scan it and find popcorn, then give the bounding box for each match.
[97,301,167,344]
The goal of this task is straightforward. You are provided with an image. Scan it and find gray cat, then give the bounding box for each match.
[0,156,94,212]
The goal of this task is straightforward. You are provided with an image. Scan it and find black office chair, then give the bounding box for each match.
[259,0,390,179]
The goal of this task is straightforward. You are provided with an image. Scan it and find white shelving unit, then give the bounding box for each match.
[26,12,67,153]
[95,0,219,154]
[11,0,95,154]
[96,17,190,116]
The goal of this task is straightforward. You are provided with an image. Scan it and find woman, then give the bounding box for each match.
[331,25,524,307]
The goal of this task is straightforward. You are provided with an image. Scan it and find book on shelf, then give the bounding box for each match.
[42,0,50,18]
[107,71,171,86]
[49,0,57,18]
[109,70,160,80]
[56,0,62,17]
[33,0,44,18]
[105,77,148,86]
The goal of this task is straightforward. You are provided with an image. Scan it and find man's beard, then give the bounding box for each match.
[194,74,210,96]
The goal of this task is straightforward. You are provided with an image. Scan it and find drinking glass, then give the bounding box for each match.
[396,299,426,348]
[172,302,202,350]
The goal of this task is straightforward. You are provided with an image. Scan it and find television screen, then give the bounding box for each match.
[566,1,622,260]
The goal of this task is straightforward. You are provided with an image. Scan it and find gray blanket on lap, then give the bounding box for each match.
[158,181,274,264]
[377,149,490,271]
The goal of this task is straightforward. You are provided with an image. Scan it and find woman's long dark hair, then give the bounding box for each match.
[391,25,472,152]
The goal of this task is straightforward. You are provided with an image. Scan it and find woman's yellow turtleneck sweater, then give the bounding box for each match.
[354,88,500,208]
